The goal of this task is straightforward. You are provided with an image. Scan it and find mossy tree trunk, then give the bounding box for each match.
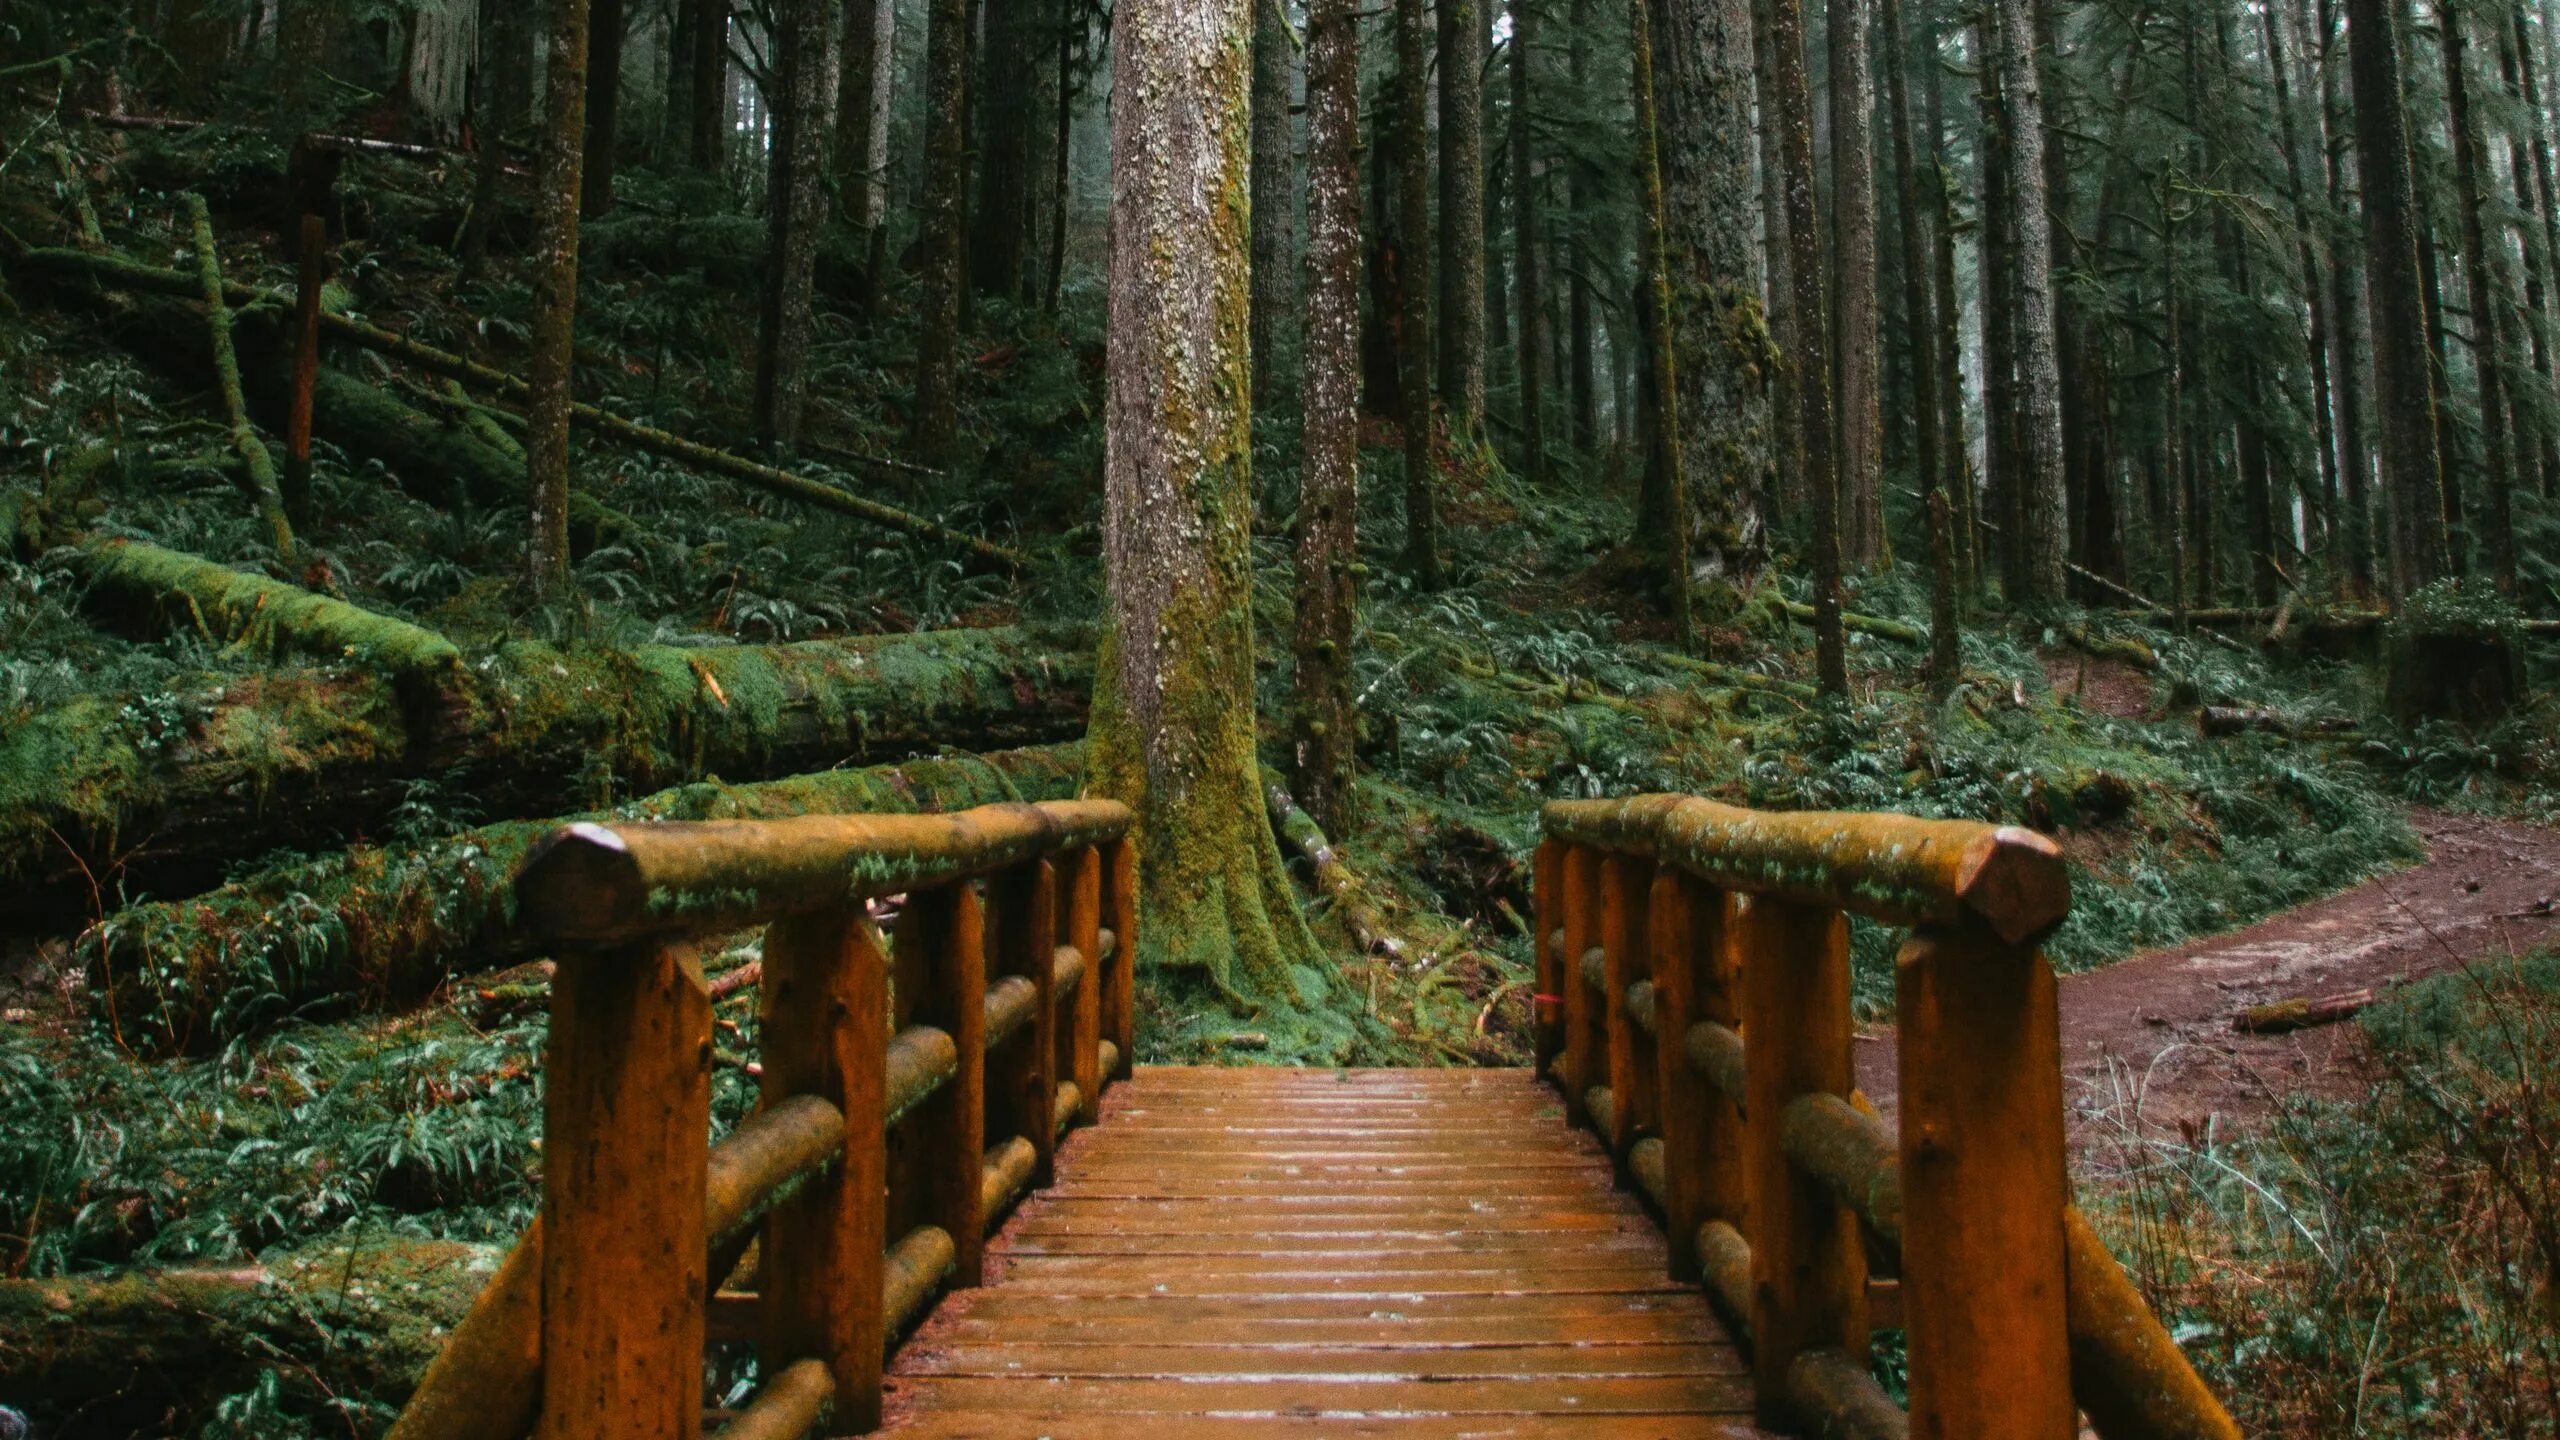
[1094,0,1323,1002]
[526,0,591,602]
[1293,0,1362,837]
[1250,0,1297,400]
[1396,0,1442,587]
[1655,0,1775,584]
[1764,0,1846,691]
[756,0,833,453]
[1993,0,2067,606]
[914,0,969,456]
[1828,0,1882,570]
[1631,0,1690,638]
[1437,0,1487,435]
[1880,0,1956,689]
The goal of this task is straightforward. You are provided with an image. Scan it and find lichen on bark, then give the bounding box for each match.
[1094,0,1327,1005]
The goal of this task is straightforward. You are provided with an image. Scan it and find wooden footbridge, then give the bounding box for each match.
[387,794,2239,1440]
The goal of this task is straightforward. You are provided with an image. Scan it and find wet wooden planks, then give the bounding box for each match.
[882,1066,1770,1438]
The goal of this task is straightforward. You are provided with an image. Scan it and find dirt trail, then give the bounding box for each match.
[1855,809,2560,1140]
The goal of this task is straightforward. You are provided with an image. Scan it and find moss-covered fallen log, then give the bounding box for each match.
[182,193,298,562]
[0,1234,495,1434]
[81,742,1086,1053]
[1778,599,1928,646]
[10,243,1022,567]
[71,535,463,690]
[2,626,1092,932]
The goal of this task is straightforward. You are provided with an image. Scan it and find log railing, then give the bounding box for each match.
[386,800,1137,1440]
[1536,795,2238,1440]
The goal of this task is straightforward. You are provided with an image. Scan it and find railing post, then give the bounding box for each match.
[1738,897,1866,1430]
[759,905,889,1432]
[895,885,988,1285]
[1558,842,1603,1127]
[992,859,1061,1187]
[1062,845,1104,1124]
[539,941,711,1440]
[1647,873,1741,1281]
[1101,837,1138,1082]
[1896,923,2074,1439]
[1599,853,1654,1159]
[1531,836,1565,1081]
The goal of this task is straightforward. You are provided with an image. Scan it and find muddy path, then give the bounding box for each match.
[1854,809,2560,1141]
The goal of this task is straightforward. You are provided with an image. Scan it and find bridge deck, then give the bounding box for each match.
[881,1066,1770,1437]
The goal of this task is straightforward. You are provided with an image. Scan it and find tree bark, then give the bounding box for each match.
[460,0,529,276]
[971,0,1039,297]
[756,0,834,453]
[1992,0,2067,604]
[1294,0,1362,835]
[2444,0,2519,588]
[1567,0,1598,453]
[1922,2,1977,599]
[914,0,971,456]
[1094,0,1327,1003]
[1880,0,1954,686]
[1439,0,1488,435]
[526,0,591,603]
[2346,0,2449,596]
[1829,0,1883,568]
[2264,0,2342,579]
[1512,0,1548,484]
[1976,9,2021,601]
[688,0,730,171]
[581,0,625,217]
[2320,0,2376,593]
[837,0,896,292]
[2499,10,2560,499]
[1656,0,1774,582]
[1765,0,1846,689]
[1633,0,1690,636]
[1398,0,1443,584]
[1251,0,1298,399]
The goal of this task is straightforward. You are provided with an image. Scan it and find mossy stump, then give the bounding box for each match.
[2384,584,2526,727]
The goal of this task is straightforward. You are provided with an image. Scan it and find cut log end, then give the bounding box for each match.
[515,822,651,948]
[1953,825,2073,945]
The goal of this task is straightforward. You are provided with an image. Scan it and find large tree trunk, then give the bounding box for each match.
[1881,0,1955,685]
[1512,0,1548,484]
[2347,0,2449,596]
[1765,0,1847,689]
[581,0,625,216]
[2320,0,2376,594]
[1754,0,1802,517]
[1094,0,1326,1002]
[688,0,731,171]
[837,0,897,296]
[525,0,591,602]
[1923,0,1979,598]
[80,744,1090,1053]
[1251,0,1298,399]
[2444,0,2519,588]
[971,0,1040,297]
[1438,0,1489,435]
[1633,0,1690,635]
[1293,0,1363,836]
[914,0,971,456]
[1567,0,1599,453]
[1829,0,1883,568]
[2264,0,2342,578]
[1398,0,1443,585]
[756,0,834,453]
[1993,0,2068,604]
[1656,0,1773,582]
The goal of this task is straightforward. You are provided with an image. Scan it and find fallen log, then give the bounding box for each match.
[0,1234,498,1434]
[2196,706,2360,740]
[1779,599,1928,646]
[1264,771,1392,954]
[10,243,1020,567]
[2,625,1093,933]
[81,742,1087,1053]
[2060,625,2160,673]
[2234,987,2376,1034]
[182,192,296,561]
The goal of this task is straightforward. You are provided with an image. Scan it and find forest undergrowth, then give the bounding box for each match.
[6,117,2560,1436]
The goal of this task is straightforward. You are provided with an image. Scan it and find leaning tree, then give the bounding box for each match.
[1089,0,1325,1001]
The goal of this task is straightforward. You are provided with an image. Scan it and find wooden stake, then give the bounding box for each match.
[896,884,989,1286]
[1558,843,1603,1128]
[1062,846,1104,1125]
[992,861,1060,1188]
[1649,872,1743,1280]
[1600,853,1655,1158]
[1532,837,1565,1077]
[759,906,889,1430]
[1102,838,1138,1081]
[539,941,710,1440]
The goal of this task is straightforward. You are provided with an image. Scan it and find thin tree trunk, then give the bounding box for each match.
[1977,8,2021,601]
[526,0,591,602]
[755,0,831,453]
[1399,0,1442,584]
[1567,0,1598,452]
[2502,11,2560,498]
[1993,0,2066,603]
[914,0,970,456]
[581,0,624,216]
[2163,179,2189,623]
[1439,0,1488,434]
[838,0,895,296]
[1252,0,1297,398]
[460,0,528,278]
[1294,0,1362,835]
[1881,0,1954,684]
[1093,0,1325,1001]
[1767,0,1846,688]
[1755,0,1803,515]
[971,0,1037,297]
[2266,0,2342,577]
[2445,0,2518,587]
[1046,13,1076,314]
[1923,0,1977,599]
[1513,0,1547,483]
[2320,0,2376,592]
[1633,0,1689,635]
[2347,0,2448,595]
[1830,0,1882,567]
[2417,219,2467,566]
[689,0,729,172]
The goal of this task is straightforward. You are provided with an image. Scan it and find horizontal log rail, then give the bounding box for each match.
[1537,794,2238,1440]
[387,800,1136,1440]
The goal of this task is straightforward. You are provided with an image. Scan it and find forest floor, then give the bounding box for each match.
[1858,806,2560,1137]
